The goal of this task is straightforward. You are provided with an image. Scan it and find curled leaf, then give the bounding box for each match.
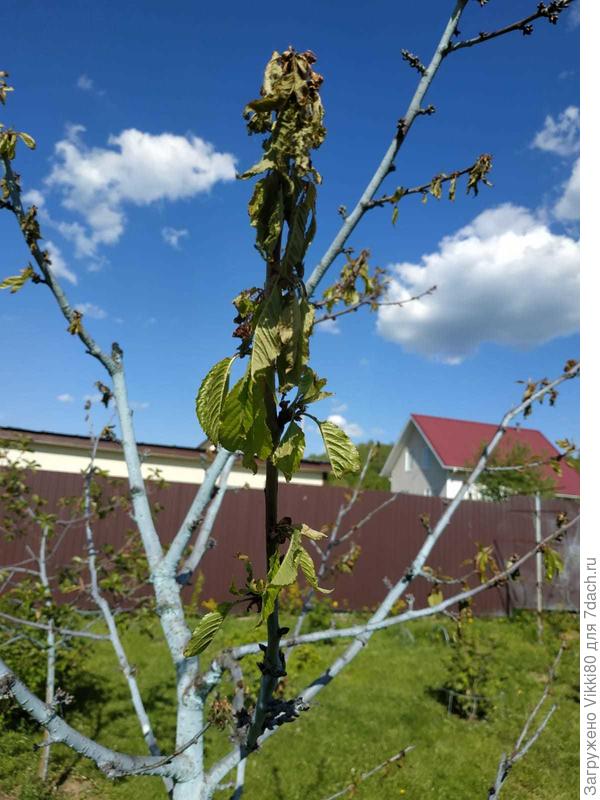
[0,265,35,294]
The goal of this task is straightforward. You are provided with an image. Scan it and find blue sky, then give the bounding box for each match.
[1,0,579,457]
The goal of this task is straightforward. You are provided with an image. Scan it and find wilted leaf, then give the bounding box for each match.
[251,289,282,378]
[0,265,35,294]
[298,546,332,593]
[67,310,83,335]
[273,421,305,481]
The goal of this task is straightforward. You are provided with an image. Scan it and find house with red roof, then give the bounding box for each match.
[380,414,579,500]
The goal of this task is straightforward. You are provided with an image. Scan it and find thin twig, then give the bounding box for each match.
[320,746,415,800]
[487,646,564,798]
[314,286,436,325]
[447,1,573,55]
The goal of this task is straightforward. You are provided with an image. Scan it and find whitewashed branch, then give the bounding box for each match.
[178,452,236,581]
[0,658,195,781]
[487,647,563,798]
[305,0,469,296]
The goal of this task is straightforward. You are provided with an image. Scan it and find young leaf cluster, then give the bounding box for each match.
[195,48,359,480]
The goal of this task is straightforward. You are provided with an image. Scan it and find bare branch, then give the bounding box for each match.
[487,646,564,798]
[447,1,573,55]
[0,658,195,781]
[163,448,233,576]
[314,286,436,326]
[0,610,111,641]
[178,451,237,581]
[305,0,470,296]
[364,160,481,209]
[321,746,415,800]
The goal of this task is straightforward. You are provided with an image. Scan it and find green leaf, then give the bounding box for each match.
[195,356,237,443]
[184,608,230,657]
[259,585,280,626]
[299,368,330,405]
[391,205,399,226]
[241,378,274,473]
[298,546,332,593]
[270,531,302,587]
[0,265,35,294]
[18,132,36,150]
[543,547,564,582]
[251,289,282,378]
[218,370,253,452]
[316,419,360,479]
[427,589,444,607]
[273,421,305,481]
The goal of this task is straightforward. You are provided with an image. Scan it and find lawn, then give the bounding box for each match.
[0,611,579,800]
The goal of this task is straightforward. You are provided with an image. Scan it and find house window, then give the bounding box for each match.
[422,447,431,469]
[404,449,412,471]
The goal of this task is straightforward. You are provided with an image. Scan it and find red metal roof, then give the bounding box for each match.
[411,414,579,497]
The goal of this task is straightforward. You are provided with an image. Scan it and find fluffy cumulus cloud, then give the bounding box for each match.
[327,414,364,440]
[161,226,189,249]
[532,106,579,156]
[46,241,77,284]
[376,204,579,363]
[44,125,236,257]
[57,393,74,403]
[554,158,580,222]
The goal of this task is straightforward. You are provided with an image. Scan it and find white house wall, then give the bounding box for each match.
[389,424,447,496]
[1,445,324,489]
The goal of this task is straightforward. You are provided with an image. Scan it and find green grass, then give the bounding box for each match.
[0,611,579,800]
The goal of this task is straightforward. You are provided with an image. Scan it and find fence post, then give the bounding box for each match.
[534,493,543,641]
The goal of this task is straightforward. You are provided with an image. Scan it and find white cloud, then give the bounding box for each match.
[45,125,236,257]
[161,226,189,249]
[327,414,364,440]
[46,241,77,284]
[131,401,150,411]
[332,402,348,414]
[532,106,579,156]
[554,158,580,222]
[315,317,341,335]
[57,393,74,403]
[74,302,107,319]
[76,74,94,91]
[22,188,45,208]
[376,204,579,363]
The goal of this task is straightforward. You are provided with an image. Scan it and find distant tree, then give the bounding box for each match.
[475,442,564,502]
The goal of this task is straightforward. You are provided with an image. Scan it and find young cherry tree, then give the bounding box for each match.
[0,2,578,799]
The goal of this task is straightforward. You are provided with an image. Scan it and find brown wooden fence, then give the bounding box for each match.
[0,470,580,615]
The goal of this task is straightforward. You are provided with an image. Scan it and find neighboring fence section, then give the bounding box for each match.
[0,470,580,615]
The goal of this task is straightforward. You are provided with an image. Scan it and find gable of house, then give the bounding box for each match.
[382,414,579,498]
